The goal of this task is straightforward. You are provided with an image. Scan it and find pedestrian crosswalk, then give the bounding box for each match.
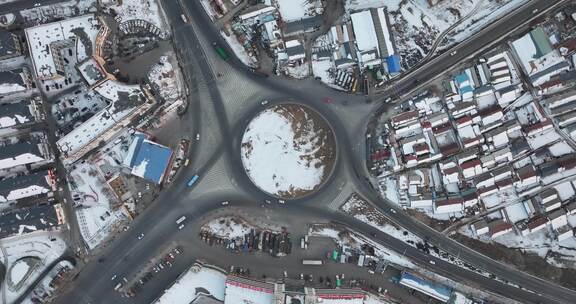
[195,158,235,194]
[327,183,354,211]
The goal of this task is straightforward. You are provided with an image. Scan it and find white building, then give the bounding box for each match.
[489,220,513,239]
[154,263,227,304]
[548,209,568,230]
[472,220,489,236]
[556,226,574,242]
[435,198,463,214]
[25,14,101,80]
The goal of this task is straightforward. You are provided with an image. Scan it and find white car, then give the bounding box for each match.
[278,200,285,204]
[34,3,41,7]
[137,233,145,240]
[429,260,436,265]
[261,100,269,105]
[390,209,397,214]
[178,224,185,230]
[111,274,118,281]
[195,133,200,141]
[450,50,457,56]
[221,201,229,206]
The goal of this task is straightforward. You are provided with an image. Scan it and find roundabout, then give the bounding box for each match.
[240,103,337,199]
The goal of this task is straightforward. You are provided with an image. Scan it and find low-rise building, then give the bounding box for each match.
[542,197,562,213]
[434,197,463,214]
[541,188,559,204]
[548,209,568,230]
[391,110,419,128]
[564,201,576,216]
[515,165,539,188]
[556,226,574,242]
[527,216,548,234]
[410,194,434,208]
[472,219,489,236]
[461,159,483,179]
[488,219,513,239]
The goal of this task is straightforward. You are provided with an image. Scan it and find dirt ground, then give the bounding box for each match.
[453,234,576,290]
[276,104,336,197]
[406,209,450,231]
[341,194,401,229]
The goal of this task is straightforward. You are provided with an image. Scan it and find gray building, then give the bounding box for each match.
[0,30,21,60]
[0,99,42,130]
[0,138,52,171]
[0,170,55,204]
[0,203,63,238]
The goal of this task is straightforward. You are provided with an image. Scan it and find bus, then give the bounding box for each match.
[187,175,199,187]
[176,216,186,225]
[212,43,229,61]
[302,259,323,266]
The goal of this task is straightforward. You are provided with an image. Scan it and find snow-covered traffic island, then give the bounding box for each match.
[241,104,336,198]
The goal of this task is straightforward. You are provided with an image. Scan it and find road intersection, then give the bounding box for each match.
[53,1,576,304]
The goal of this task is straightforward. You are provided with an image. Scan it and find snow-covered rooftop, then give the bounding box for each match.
[56,79,146,159]
[0,69,28,95]
[78,57,106,86]
[128,138,172,184]
[276,0,311,22]
[511,28,565,77]
[224,277,274,304]
[0,170,53,203]
[155,264,226,304]
[25,14,100,80]
[0,101,36,129]
[0,140,49,171]
[350,10,379,55]
[399,272,452,303]
[0,204,64,238]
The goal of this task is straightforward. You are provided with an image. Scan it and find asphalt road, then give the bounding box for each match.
[0,0,68,14]
[53,1,576,304]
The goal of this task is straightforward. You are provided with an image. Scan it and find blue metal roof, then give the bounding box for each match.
[454,72,474,95]
[387,55,401,73]
[454,72,469,85]
[131,140,172,184]
[127,134,146,167]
